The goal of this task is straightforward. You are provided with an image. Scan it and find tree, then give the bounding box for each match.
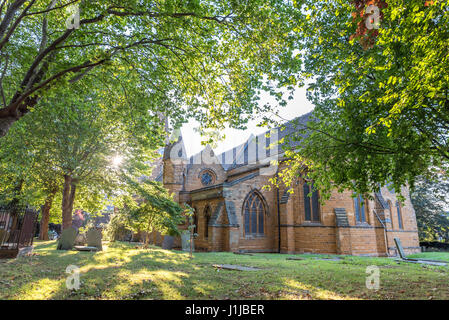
[411,175,449,242]
[0,61,166,230]
[276,0,449,199]
[29,77,164,229]
[38,180,59,240]
[0,0,301,138]
[117,176,184,245]
[0,107,62,240]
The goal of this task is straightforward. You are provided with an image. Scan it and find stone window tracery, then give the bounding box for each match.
[243,191,266,236]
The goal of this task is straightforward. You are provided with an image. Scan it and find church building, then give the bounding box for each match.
[150,112,420,256]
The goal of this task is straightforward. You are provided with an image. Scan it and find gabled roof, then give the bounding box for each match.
[163,129,187,161]
[187,144,222,171]
[216,111,314,171]
[161,111,315,173]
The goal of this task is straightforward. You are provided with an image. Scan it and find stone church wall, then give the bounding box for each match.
[158,130,420,256]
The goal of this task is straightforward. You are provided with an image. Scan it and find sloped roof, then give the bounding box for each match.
[216,111,314,171]
[160,111,315,173]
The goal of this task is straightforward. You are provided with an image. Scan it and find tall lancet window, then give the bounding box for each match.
[354,193,367,223]
[303,182,320,222]
[204,205,211,239]
[395,201,403,230]
[243,191,266,236]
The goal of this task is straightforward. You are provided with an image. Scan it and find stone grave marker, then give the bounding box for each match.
[74,233,86,246]
[213,264,261,271]
[393,237,447,266]
[181,232,194,252]
[162,235,174,250]
[394,237,407,259]
[57,227,77,250]
[86,228,103,251]
[74,246,99,252]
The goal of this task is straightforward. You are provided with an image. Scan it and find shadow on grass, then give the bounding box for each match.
[3,241,449,300]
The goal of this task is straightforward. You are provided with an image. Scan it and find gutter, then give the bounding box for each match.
[276,170,281,253]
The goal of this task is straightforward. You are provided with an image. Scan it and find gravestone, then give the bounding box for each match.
[394,237,407,259]
[74,233,86,246]
[162,235,174,250]
[181,232,194,252]
[212,264,261,271]
[74,246,99,252]
[57,227,77,250]
[86,228,103,251]
[394,237,447,266]
[313,257,342,262]
[234,252,254,256]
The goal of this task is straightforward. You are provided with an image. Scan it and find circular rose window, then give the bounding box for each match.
[201,172,214,186]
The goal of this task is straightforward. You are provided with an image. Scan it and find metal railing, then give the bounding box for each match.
[0,205,38,251]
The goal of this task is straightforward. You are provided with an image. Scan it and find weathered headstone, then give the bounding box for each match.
[234,252,254,256]
[74,233,86,246]
[213,264,261,271]
[313,257,342,262]
[86,228,103,251]
[74,245,98,252]
[394,237,447,266]
[57,227,77,250]
[394,237,407,260]
[181,232,194,252]
[162,235,174,250]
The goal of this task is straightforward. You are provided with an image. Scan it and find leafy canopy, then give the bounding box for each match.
[411,175,449,242]
[116,176,185,238]
[278,0,449,198]
[0,0,302,137]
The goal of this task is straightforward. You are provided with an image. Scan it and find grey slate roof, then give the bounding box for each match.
[161,111,315,173]
[216,111,314,171]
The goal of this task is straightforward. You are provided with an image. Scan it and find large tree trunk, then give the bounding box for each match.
[0,116,17,138]
[61,175,77,230]
[39,189,57,240]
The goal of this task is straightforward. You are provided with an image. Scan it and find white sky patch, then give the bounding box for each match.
[181,86,314,156]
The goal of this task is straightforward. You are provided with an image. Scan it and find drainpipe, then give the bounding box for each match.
[276,171,281,253]
[374,209,390,257]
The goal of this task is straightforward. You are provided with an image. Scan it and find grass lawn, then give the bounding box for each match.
[408,252,449,262]
[0,240,448,300]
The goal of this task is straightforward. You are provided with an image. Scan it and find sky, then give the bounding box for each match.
[181,85,315,157]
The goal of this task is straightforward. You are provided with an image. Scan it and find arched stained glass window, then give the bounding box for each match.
[304,182,320,222]
[354,193,367,223]
[395,201,403,230]
[244,201,250,234]
[258,201,264,234]
[243,191,266,236]
[204,206,211,239]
